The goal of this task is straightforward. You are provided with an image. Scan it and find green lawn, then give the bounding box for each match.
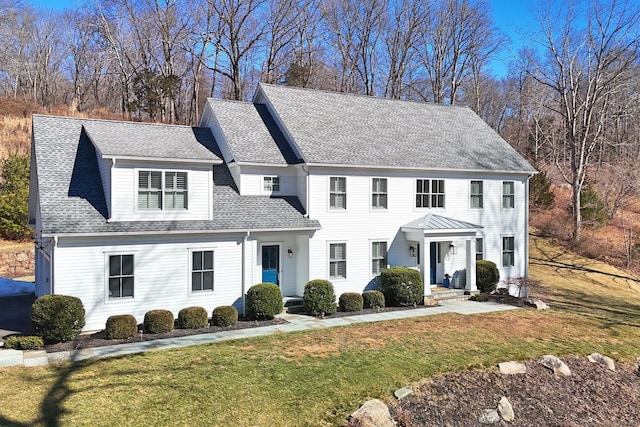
[1,233,639,426]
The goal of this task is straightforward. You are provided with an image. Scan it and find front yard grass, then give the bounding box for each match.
[1,232,639,426]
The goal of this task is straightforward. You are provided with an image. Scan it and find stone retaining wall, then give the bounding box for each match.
[0,247,34,278]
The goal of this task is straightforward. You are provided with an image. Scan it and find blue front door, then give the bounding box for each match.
[430,242,437,285]
[262,245,279,285]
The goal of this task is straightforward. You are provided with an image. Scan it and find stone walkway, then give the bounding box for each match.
[0,301,517,368]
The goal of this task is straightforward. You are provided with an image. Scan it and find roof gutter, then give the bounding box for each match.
[305,162,536,176]
[101,155,223,165]
[41,225,322,239]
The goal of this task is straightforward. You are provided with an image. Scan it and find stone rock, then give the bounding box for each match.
[498,361,527,375]
[587,353,615,371]
[478,409,501,424]
[525,298,549,310]
[498,396,515,422]
[393,386,413,400]
[348,399,396,427]
[540,355,572,376]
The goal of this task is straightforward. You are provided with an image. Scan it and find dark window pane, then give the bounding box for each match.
[122,277,134,297]
[192,272,201,291]
[193,252,202,271]
[121,255,134,275]
[204,251,213,270]
[203,271,214,290]
[109,256,120,276]
[109,278,121,298]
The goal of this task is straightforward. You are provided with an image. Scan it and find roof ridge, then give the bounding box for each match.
[258,83,473,111]
[32,114,207,130]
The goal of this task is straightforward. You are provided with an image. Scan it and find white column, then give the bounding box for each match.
[465,238,477,291]
[423,237,432,296]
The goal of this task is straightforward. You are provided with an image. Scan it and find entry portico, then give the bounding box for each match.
[401,214,482,296]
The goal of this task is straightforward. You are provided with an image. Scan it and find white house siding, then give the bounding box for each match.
[109,160,213,222]
[52,233,244,331]
[305,168,529,297]
[237,165,298,196]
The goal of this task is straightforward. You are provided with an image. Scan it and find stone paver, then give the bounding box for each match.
[0,301,518,368]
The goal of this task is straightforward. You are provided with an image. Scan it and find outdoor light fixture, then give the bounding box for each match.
[288,249,294,258]
[409,245,416,257]
[449,243,457,255]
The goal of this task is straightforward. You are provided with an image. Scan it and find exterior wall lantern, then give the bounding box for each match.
[409,245,416,257]
[287,249,294,258]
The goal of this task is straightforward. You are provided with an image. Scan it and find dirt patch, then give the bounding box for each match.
[390,356,640,426]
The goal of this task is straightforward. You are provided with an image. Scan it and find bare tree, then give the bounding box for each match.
[529,0,640,241]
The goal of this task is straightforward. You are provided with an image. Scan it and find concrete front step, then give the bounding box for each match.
[425,288,478,305]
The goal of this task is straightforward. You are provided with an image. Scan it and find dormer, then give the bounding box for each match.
[82,121,222,222]
[200,98,302,197]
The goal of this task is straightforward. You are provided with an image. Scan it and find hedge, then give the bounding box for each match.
[379,267,424,306]
[246,283,283,320]
[105,314,138,339]
[30,295,85,342]
[303,279,337,316]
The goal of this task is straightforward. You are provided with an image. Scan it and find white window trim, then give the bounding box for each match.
[501,235,515,268]
[328,241,347,281]
[370,177,388,211]
[104,251,137,303]
[470,180,484,209]
[135,168,190,213]
[328,176,347,211]
[502,180,515,210]
[262,175,281,195]
[370,239,388,278]
[414,178,446,210]
[188,248,216,295]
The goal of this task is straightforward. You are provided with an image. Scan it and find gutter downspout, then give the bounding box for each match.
[524,176,531,279]
[302,165,310,218]
[51,236,58,295]
[241,231,250,316]
[106,158,116,222]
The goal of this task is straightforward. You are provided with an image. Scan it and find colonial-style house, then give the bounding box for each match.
[29,83,536,330]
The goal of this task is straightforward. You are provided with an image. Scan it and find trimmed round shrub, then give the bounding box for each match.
[143,309,174,334]
[246,283,283,320]
[211,305,238,326]
[105,314,138,339]
[178,306,208,329]
[476,260,500,293]
[339,292,363,312]
[362,290,385,309]
[30,295,86,342]
[379,267,424,306]
[3,335,44,350]
[303,279,337,316]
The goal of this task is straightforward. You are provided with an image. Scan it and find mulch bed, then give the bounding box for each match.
[390,356,640,426]
[44,317,287,353]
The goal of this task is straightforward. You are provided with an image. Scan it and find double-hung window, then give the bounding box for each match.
[502,181,514,209]
[138,171,188,210]
[371,241,387,275]
[470,180,483,208]
[263,176,280,193]
[416,179,445,208]
[108,254,134,299]
[476,238,484,260]
[329,243,346,279]
[192,250,214,292]
[329,177,346,209]
[502,236,515,267]
[372,178,387,209]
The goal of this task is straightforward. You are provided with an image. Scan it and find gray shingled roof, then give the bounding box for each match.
[32,115,320,236]
[402,214,482,231]
[205,99,300,165]
[81,118,222,162]
[257,84,536,173]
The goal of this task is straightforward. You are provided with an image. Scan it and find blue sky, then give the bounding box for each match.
[27,0,538,78]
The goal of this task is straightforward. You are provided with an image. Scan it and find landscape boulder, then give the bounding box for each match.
[540,355,571,376]
[524,298,549,310]
[498,396,515,422]
[498,361,527,375]
[478,409,500,424]
[348,399,395,427]
[587,353,615,371]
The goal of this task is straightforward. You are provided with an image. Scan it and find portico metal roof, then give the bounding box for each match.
[401,214,482,233]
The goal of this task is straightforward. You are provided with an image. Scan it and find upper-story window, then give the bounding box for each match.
[470,180,483,209]
[416,179,445,208]
[138,171,187,210]
[502,181,515,209]
[372,178,387,209]
[330,177,346,209]
[263,176,280,193]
